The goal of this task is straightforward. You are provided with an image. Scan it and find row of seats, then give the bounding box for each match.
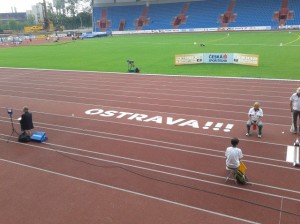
[93,0,300,31]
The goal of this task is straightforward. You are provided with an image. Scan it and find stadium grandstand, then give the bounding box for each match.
[92,0,300,33]
[0,12,27,25]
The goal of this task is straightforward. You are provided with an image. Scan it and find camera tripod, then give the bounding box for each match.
[7,114,19,143]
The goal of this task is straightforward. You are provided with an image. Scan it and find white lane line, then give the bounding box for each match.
[1,66,298,82]
[0,121,293,165]
[1,137,299,201]
[0,158,258,224]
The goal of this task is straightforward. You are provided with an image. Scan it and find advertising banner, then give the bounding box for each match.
[203,53,234,64]
[233,53,259,66]
[175,53,259,66]
[175,53,204,65]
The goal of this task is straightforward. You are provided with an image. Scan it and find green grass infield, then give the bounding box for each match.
[1,31,299,79]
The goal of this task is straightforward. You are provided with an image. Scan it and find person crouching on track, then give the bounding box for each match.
[20,106,34,136]
[246,102,263,138]
[225,138,243,170]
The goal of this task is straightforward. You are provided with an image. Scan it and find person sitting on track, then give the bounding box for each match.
[20,106,34,136]
[290,87,300,134]
[225,137,243,170]
[246,102,263,138]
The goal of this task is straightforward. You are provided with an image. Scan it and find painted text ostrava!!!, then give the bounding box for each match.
[85,109,199,128]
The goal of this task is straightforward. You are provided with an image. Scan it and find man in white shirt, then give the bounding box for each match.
[246,102,263,138]
[290,87,300,134]
[225,138,243,169]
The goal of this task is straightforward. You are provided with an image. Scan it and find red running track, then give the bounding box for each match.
[0,68,299,224]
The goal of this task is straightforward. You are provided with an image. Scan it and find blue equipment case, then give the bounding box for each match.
[31,131,48,143]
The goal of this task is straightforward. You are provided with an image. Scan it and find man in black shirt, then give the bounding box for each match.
[20,106,34,135]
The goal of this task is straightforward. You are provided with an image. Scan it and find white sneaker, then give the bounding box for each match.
[258,134,262,138]
[246,133,249,136]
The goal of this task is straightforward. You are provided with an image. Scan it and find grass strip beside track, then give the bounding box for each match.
[0,31,300,79]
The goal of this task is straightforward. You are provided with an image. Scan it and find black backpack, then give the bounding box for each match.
[18,132,31,143]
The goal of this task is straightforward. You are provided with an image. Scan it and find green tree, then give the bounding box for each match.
[0,21,4,31]
[48,0,92,29]
[53,0,66,15]
[8,20,18,30]
[66,0,78,17]
[77,11,92,28]
[27,14,36,26]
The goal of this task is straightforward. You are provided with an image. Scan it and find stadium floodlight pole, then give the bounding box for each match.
[91,0,94,32]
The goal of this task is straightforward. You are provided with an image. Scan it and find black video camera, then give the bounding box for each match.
[7,108,13,116]
[127,60,134,65]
